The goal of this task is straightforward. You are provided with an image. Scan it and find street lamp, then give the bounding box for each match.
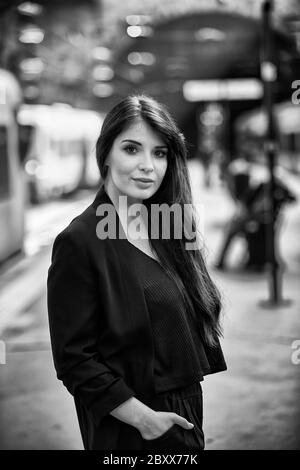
[259,0,292,308]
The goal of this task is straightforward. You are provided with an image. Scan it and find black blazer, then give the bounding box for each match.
[47,185,227,449]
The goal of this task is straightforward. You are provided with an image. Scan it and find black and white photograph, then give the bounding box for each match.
[0,0,299,458]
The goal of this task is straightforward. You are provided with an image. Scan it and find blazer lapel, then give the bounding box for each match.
[91,185,156,397]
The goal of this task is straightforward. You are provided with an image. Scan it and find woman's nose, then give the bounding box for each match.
[138,152,154,171]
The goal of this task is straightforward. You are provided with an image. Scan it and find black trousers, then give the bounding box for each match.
[78,381,205,450]
[114,381,205,451]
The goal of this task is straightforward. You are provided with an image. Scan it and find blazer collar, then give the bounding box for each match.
[91,184,113,209]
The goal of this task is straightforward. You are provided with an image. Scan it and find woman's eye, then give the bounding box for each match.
[155,150,168,158]
[124,145,137,154]
[123,145,167,158]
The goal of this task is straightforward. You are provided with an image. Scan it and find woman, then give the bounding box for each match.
[47,94,227,451]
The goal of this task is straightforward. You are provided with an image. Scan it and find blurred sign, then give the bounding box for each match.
[183,79,263,101]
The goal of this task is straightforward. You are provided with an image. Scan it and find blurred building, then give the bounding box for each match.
[1,0,300,157]
[101,0,300,159]
[0,0,103,108]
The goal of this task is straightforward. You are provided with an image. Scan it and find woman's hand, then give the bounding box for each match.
[137,410,194,441]
[109,397,194,440]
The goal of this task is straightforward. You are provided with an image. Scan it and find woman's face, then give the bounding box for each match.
[104,118,168,204]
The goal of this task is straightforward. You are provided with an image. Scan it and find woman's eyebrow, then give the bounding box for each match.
[121,139,168,148]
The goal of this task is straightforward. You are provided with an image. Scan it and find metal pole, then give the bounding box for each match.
[260,0,291,308]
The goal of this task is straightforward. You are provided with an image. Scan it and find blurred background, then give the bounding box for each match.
[0,0,300,450]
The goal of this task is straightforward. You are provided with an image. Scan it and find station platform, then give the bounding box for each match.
[0,159,299,450]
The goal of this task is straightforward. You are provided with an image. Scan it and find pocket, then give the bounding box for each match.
[142,424,179,451]
[145,424,177,443]
[183,396,205,450]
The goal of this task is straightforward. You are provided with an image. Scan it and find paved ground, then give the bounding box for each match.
[190,160,300,450]
[0,159,299,450]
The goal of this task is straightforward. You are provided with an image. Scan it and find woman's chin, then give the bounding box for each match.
[123,187,154,201]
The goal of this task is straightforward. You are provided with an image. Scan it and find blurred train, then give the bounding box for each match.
[234,101,300,173]
[17,104,103,203]
[0,68,25,264]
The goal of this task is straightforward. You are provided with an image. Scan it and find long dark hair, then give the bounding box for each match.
[96,94,223,346]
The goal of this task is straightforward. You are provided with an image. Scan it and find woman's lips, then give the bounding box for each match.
[133,178,154,187]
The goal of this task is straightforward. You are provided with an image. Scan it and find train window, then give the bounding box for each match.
[55,139,83,156]
[54,139,69,156]
[59,140,68,156]
[70,140,83,155]
[0,126,10,199]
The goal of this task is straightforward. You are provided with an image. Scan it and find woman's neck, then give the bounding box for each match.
[104,183,148,240]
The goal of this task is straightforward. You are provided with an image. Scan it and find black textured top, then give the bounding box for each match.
[125,240,227,394]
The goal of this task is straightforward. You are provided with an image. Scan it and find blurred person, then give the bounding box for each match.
[47,94,227,451]
[236,149,296,270]
[215,155,252,269]
[242,174,296,271]
[196,137,215,188]
[215,151,296,271]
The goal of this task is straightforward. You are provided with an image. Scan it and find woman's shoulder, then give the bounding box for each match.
[53,201,108,254]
